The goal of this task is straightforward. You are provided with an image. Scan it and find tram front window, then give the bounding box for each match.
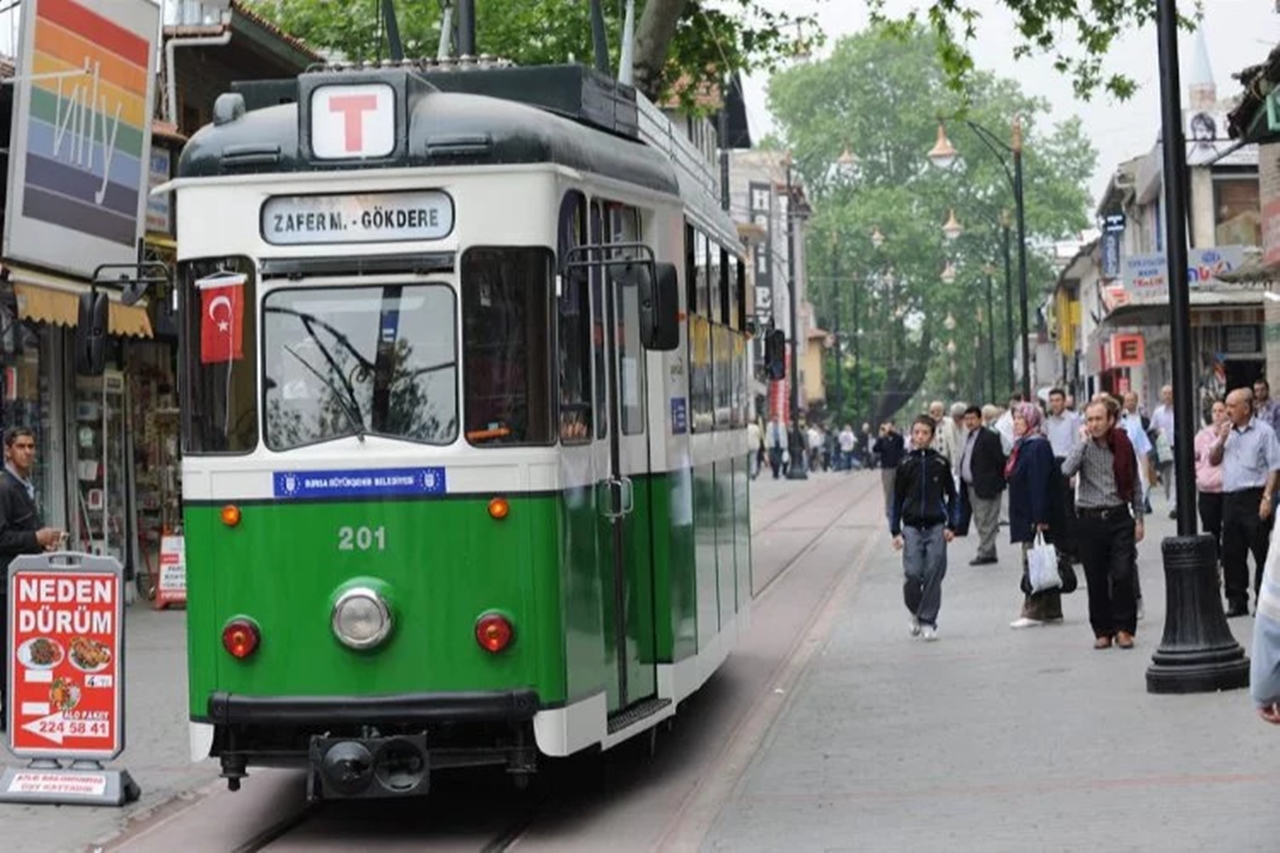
[263,284,458,450]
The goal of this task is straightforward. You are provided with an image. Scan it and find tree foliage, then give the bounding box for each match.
[869,0,1200,101]
[768,25,1096,424]
[245,0,820,105]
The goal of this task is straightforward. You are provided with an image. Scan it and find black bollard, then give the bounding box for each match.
[1146,535,1249,694]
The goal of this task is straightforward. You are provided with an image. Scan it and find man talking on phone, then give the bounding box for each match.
[0,426,64,730]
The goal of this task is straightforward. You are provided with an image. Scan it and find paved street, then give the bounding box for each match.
[4,471,1279,851]
[704,475,1280,852]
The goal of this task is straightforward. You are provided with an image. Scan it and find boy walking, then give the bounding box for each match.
[891,416,959,640]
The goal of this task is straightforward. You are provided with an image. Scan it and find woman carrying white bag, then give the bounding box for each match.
[1006,403,1071,628]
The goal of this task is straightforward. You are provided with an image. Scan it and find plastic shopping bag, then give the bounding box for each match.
[1027,532,1062,594]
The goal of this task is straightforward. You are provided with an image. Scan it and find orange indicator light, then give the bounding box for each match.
[487,497,510,520]
[220,504,242,527]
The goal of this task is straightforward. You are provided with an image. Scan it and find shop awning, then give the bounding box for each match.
[1097,288,1264,328]
[7,266,153,338]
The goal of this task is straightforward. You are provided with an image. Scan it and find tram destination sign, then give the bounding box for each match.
[261,190,455,246]
[7,556,124,760]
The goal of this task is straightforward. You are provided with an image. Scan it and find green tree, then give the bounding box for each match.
[870,0,1195,101]
[769,25,1095,425]
[245,0,819,105]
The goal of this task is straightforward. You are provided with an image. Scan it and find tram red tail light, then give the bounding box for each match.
[221,504,242,527]
[487,497,510,520]
[222,618,261,659]
[475,612,514,653]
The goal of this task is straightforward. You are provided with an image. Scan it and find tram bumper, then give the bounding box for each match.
[207,689,540,726]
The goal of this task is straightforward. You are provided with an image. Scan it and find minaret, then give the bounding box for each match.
[1188,25,1216,110]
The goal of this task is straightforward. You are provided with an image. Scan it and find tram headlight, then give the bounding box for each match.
[331,587,393,650]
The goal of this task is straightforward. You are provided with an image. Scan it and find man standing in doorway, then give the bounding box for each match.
[1210,388,1280,617]
[0,427,65,729]
[959,405,1006,565]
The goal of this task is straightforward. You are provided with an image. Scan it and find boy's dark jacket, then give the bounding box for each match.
[890,447,959,536]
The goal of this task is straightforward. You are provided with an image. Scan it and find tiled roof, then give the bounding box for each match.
[162,1,324,63]
[230,0,324,63]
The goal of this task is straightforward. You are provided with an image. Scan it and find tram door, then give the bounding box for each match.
[597,201,657,714]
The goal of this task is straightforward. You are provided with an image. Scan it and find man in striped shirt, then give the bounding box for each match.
[1061,397,1144,649]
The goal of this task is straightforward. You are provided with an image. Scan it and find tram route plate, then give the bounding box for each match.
[274,467,447,499]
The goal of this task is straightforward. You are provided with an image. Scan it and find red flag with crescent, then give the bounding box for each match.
[197,273,247,363]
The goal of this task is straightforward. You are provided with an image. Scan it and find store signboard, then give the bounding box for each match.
[155,535,185,609]
[145,148,171,235]
[6,558,123,759]
[2,0,160,279]
[1110,334,1145,367]
[1260,143,1280,267]
[1122,246,1248,299]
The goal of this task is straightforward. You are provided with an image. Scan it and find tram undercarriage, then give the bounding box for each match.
[207,690,541,800]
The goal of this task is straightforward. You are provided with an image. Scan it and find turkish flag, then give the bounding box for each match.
[198,273,247,364]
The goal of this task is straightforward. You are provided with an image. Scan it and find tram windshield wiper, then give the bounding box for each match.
[283,344,368,441]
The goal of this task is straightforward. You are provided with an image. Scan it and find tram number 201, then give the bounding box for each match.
[338,526,387,551]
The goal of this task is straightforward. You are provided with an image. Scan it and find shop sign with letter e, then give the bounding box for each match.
[197,272,247,364]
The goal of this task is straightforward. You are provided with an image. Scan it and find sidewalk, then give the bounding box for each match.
[0,606,219,853]
[704,488,1280,852]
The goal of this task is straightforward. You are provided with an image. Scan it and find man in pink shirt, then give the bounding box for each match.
[1194,398,1227,562]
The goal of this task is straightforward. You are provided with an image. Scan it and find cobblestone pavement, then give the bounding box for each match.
[703,481,1279,853]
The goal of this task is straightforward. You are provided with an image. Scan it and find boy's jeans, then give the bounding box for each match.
[903,524,948,627]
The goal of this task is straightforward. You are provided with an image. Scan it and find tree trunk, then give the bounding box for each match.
[632,0,687,99]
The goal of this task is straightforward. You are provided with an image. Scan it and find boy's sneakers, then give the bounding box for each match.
[921,625,938,641]
[909,616,922,637]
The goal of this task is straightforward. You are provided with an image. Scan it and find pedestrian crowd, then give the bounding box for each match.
[866,381,1280,729]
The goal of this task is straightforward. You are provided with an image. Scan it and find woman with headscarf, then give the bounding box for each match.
[1006,403,1066,627]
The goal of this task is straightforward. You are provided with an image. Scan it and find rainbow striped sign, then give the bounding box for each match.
[3,0,158,279]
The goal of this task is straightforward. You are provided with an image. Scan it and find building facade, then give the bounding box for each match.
[0,0,319,588]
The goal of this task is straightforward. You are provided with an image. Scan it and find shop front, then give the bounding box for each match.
[0,265,179,592]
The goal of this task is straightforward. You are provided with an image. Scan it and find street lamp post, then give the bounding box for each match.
[983,263,997,402]
[830,229,842,423]
[783,153,807,480]
[1001,211,1015,396]
[929,121,1031,400]
[1144,0,1248,694]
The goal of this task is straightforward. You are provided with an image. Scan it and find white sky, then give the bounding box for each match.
[742,0,1280,214]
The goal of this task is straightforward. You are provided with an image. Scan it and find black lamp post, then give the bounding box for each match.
[929,122,1030,400]
[1000,210,1016,395]
[783,153,807,480]
[983,263,998,403]
[1144,0,1248,693]
[830,229,843,422]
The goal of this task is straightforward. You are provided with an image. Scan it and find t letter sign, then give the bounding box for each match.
[310,84,395,159]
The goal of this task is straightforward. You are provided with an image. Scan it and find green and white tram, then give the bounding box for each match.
[169,62,753,799]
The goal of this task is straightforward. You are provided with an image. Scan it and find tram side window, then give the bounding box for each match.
[558,192,592,444]
[181,257,258,454]
[462,247,554,446]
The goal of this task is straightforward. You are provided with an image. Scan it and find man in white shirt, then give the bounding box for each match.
[1044,388,1082,462]
[994,393,1021,455]
[838,424,856,472]
[1120,390,1156,619]
[1150,384,1177,516]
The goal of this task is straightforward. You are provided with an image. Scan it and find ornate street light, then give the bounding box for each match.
[942,209,963,241]
[940,260,957,285]
[927,123,958,169]
[927,118,1031,401]
[870,226,885,249]
[944,311,956,331]
[837,146,857,170]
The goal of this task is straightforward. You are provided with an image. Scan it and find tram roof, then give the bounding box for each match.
[178,65,681,197]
